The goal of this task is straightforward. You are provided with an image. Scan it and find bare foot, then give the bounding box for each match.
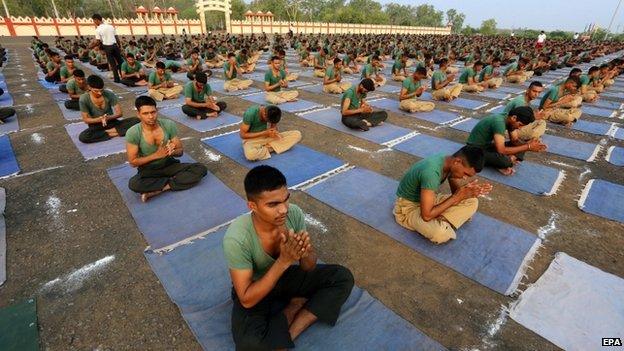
[207,112,218,118]
[283,297,308,325]
[141,190,163,202]
[362,119,372,127]
[564,121,573,128]
[497,167,515,176]
[196,115,202,120]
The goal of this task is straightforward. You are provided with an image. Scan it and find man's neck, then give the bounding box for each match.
[141,121,159,131]
[251,212,279,236]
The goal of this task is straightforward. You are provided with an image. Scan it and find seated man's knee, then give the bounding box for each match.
[217,101,227,111]
[78,131,93,144]
[428,226,456,244]
[192,163,208,177]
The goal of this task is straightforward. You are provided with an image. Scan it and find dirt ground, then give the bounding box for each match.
[0,36,623,351]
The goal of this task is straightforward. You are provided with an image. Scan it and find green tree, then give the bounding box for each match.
[548,30,573,40]
[230,0,247,20]
[479,18,497,35]
[461,25,478,35]
[413,4,443,27]
[385,3,415,26]
[592,28,608,41]
[445,8,465,33]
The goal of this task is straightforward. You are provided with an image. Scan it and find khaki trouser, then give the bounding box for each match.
[516,120,546,141]
[342,67,354,74]
[392,74,407,82]
[314,69,325,78]
[399,99,436,112]
[462,84,484,93]
[243,130,302,161]
[604,79,614,87]
[507,74,528,84]
[373,75,386,87]
[148,85,183,102]
[224,78,253,92]
[593,84,604,93]
[405,59,414,67]
[559,96,583,108]
[544,108,582,124]
[241,62,256,73]
[286,73,298,81]
[432,84,463,100]
[484,77,503,88]
[323,82,352,94]
[265,90,299,105]
[583,91,598,102]
[206,61,224,68]
[393,196,478,244]
[446,66,459,75]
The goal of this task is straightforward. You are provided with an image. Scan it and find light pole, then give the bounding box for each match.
[606,0,623,39]
[1,0,10,18]
[51,0,60,18]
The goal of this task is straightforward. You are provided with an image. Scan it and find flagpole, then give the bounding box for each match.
[606,0,623,39]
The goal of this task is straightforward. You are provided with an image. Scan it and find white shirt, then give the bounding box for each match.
[95,23,117,46]
[537,33,546,43]
[573,34,579,40]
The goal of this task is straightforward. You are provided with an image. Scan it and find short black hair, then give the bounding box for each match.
[266,105,282,124]
[195,71,208,83]
[271,55,280,62]
[135,95,156,111]
[439,58,448,66]
[415,66,427,76]
[73,69,85,78]
[360,78,375,91]
[508,106,535,125]
[474,61,484,67]
[334,57,342,64]
[453,145,485,173]
[126,53,135,59]
[528,81,543,88]
[244,165,287,200]
[569,68,582,75]
[588,66,600,74]
[565,76,580,87]
[227,52,235,58]
[92,14,103,21]
[86,75,104,89]
[156,61,165,69]
[64,55,73,61]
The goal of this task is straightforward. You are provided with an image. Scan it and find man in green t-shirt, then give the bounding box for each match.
[235,48,255,73]
[431,58,462,101]
[399,66,435,113]
[264,56,299,105]
[224,165,353,349]
[313,47,328,78]
[78,75,139,144]
[502,81,546,141]
[148,61,183,102]
[239,105,302,161]
[126,95,207,202]
[394,146,491,244]
[360,55,386,87]
[478,58,503,88]
[459,61,487,93]
[224,53,254,92]
[391,53,409,82]
[323,58,352,94]
[466,106,546,175]
[58,55,77,93]
[120,53,148,87]
[185,49,209,81]
[44,51,63,83]
[63,69,88,111]
[577,66,601,102]
[181,72,227,120]
[505,58,533,84]
[340,78,387,131]
[539,77,582,126]
[341,51,359,75]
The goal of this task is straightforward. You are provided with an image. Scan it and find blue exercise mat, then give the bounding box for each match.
[240,93,321,113]
[614,127,624,141]
[159,108,241,132]
[606,146,624,166]
[304,167,540,295]
[541,134,601,161]
[50,91,69,102]
[487,105,505,114]
[0,92,13,107]
[572,120,613,135]
[376,84,402,94]
[0,135,19,178]
[367,98,460,124]
[0,113,18,136]
[449,118,479,133]
[420,92,488,110]
[589,99,621,110]
[56,102,82,121]
[581,105,615,118]
[202,132,346,188]
[37,79,58,90]
[64,122,127,160]
[497,86,525,94]
[107,157,248,250]
[579,179,624,223]
[466,90,510,100]
[145,228,447,350]
[300,84,343,96]
[207,79,261,96]
[111,81,148,93]
[600,91,624,99]
[394,134,564,195]
[298,108,412,144]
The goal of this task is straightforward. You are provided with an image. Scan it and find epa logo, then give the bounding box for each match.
[602,338,623,346]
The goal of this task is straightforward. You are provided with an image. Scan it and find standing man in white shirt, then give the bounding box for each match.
[90,13,124,83]
[536,31,547,49]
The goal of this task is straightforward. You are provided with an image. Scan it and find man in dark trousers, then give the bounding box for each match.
[90,13,124,83]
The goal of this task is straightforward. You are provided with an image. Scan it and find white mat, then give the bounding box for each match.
[510,252,624,351]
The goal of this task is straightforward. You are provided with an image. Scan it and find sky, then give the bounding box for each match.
[377,0,624,32]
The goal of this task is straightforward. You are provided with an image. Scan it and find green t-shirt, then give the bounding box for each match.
[361,63,375,78]
[579,74,590,86]
[504,62,518,76]
[223,204,306,281]
[66,78,87,95]
[539,85,561,109]
[242,105,268,133]
[148,71,173,85]
[125,46,139,56]
[458,67,476,84]
[315,53,325,67]
[184,81,212,103]
[165,60,181,69]
[78,90,118,118]
[402,76,422,94]
[121,61,142,74]
[341,86,366,111]
[264,69,286,92]
[325,66,337,80]
[125,118,178,168]
[431,70,447,90]
[186,57,205,68]
[223,62,237,80]
[479,65,494,81]
[466,113,507,147]
[46,61,60,72]
[503,94,528,115]
[396,154,445,203]
[60,66,73,80]
[235,54,247,65]
[392,60,405,75]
